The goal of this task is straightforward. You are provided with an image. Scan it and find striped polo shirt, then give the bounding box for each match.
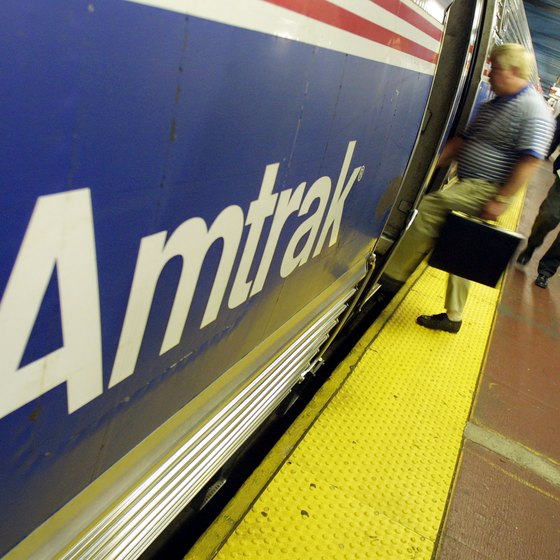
[457,85,555,185]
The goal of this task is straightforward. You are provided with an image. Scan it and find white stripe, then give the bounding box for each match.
[466,423,560,488]
[126,0,437,75]
[328,0,441,51]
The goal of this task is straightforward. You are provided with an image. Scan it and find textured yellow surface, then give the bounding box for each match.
[187,195,522,560]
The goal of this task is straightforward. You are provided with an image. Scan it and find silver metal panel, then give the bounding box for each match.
[5,258,366,560]
[59,294,352,559]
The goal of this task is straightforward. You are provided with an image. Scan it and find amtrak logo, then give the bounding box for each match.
[0,141,364,419]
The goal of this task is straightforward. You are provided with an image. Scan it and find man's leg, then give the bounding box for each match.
[416,275,469,333]
[413,179,499,333]
[381,194,449,285]
[445,274,471,320]
[535,232,560,288]
[518,178,560,265]
[383,179,499,287]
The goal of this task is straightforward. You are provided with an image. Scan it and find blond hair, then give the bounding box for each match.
[491,43,532,80]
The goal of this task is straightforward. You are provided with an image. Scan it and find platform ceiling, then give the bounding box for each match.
[523,0,560,93]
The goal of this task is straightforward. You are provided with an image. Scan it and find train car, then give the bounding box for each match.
[0,1,538,558]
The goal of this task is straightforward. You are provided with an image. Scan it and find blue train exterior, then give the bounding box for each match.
[0,0,537,557]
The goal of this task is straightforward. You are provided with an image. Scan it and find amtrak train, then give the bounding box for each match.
[0,0,540,558]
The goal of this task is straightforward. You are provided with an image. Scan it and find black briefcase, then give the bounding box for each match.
[428,211,524,287]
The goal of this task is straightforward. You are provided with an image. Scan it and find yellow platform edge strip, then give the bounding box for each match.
[186,193,524,560]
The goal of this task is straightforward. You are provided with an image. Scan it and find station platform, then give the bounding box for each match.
[184,162,560,560]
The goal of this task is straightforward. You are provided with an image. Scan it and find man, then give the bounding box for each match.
[516,113,560,288]
[381,43,555,333]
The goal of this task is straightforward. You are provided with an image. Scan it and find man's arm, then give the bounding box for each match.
[480,155,542,220]
[437,136,465,167]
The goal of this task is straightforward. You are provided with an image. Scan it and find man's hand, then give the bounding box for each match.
[481,155,542,220]
[480,199,508,221]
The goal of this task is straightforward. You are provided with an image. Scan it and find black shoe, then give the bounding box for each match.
[516,248,534,266]
[379,274,404,295]
[535,274,549,288]
[416,313,462,333]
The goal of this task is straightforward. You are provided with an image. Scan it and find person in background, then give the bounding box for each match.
[380,43,555,333]
[516,113,560,288]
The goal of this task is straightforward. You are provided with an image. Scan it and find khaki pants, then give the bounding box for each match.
[384,178,500,315]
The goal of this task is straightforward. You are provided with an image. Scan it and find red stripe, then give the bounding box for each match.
[262,0,439,65]
[371,0,443,42]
